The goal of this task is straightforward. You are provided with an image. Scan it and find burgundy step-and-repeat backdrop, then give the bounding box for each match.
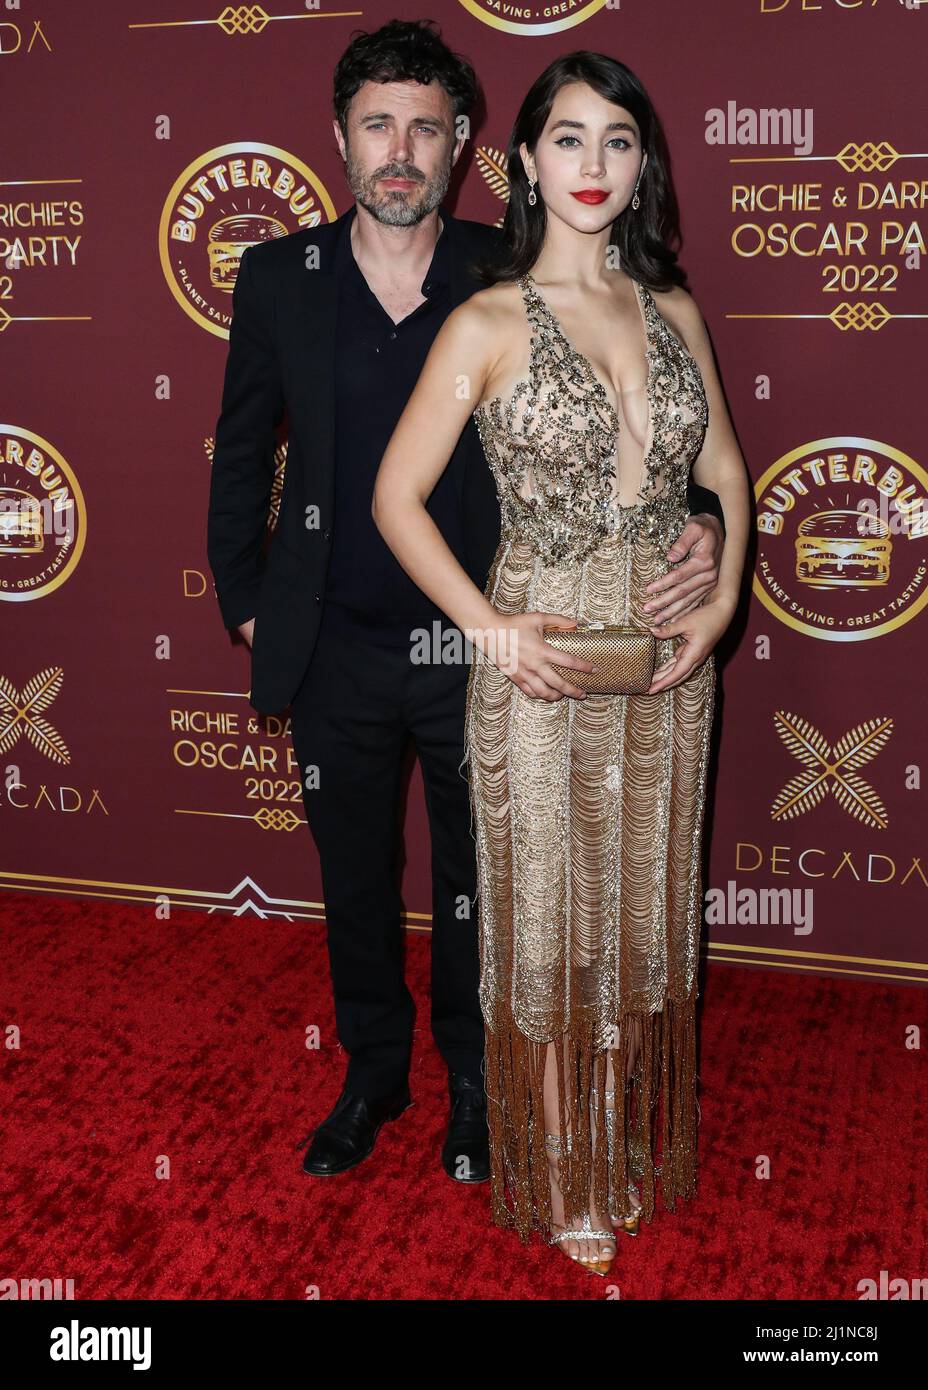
[2,0,925,987]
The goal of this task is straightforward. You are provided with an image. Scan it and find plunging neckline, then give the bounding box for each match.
[474,273,659,494]
[521,270,654,463]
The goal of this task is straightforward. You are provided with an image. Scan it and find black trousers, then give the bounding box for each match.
[288,620,484,1100]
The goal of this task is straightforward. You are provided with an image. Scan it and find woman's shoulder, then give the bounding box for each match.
[455,278,525,330]
[650,281,706,333]
[428,281,525,377]
[648,281,710,358]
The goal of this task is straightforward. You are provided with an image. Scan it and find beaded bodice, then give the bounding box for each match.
[473,272,709,564]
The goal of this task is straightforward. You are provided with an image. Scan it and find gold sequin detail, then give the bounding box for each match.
[474,273,710,565]
[463,273,716,1245]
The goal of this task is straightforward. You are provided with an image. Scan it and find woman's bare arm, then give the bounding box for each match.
[372,298,503,644]
[673,293,751,616]
[372,296,594,699]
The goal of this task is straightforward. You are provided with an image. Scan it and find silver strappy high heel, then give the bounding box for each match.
[543,1131,616,1276]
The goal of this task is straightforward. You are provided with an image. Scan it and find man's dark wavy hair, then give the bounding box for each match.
[472,51,688,294]
[333,18,479,138]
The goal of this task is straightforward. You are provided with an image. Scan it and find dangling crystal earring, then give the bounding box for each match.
[527,176,537,208]
[631,181,641,211]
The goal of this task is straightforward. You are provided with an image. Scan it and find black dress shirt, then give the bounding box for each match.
[322,210,463,645]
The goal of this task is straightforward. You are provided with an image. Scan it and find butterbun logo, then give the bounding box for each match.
[0,425,86,602]
[457,0,609,37]
[753,437,928,641]
[159,142,337,338]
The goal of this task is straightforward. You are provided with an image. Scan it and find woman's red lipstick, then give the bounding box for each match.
[571,189,609,204]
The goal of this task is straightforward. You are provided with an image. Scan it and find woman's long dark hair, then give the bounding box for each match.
[470,51,687,294]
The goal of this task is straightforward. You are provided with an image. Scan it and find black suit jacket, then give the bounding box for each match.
[206,204,721,715]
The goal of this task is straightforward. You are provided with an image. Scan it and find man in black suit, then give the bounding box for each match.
[206,19,725,1186]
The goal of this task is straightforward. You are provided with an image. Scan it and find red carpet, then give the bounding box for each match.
[1,892,925,1300]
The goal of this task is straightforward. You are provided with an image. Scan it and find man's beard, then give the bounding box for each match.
[345,150,451,226]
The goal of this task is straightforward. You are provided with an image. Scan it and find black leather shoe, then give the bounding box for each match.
[297,1084,412,1176]
[441,1071,490,1183]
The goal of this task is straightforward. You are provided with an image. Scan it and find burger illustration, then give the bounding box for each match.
[0,486,43,555]
[208,214,288,291]
[795,508,891,589]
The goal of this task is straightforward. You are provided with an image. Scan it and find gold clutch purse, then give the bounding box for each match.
[541,621,656,695]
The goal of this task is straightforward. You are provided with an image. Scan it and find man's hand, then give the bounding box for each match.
[643,513,724,624]
[237,618,255,650]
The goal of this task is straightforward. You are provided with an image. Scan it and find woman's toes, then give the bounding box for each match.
[594,1243,615,1271]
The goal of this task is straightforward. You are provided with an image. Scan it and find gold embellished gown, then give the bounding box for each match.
[463,271,716,1244]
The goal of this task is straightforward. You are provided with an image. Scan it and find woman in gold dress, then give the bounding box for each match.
[374,53,749,1274]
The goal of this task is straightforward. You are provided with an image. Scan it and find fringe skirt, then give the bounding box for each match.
[461,534,716,1244]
